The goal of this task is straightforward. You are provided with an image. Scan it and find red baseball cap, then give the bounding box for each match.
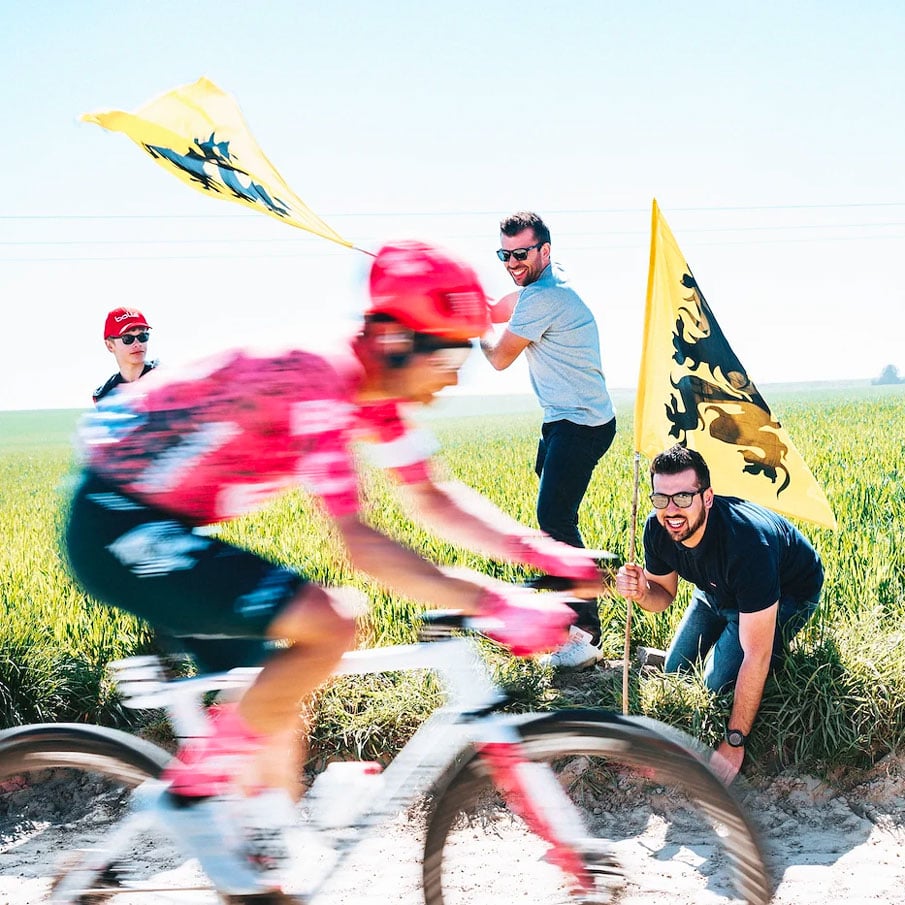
[104,307,151,339]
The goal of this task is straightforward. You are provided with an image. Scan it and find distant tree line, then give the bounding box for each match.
[873,364,904,385]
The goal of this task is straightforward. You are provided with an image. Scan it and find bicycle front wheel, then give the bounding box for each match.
[423,710,772,905]
[0,723,244,905]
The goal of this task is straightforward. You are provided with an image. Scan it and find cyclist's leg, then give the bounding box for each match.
[238,584,358,794]
[65,472,357,798]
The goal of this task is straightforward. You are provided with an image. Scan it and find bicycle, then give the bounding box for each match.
[0,586,773,905]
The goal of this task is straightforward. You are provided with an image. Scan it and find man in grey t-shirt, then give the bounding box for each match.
[480,211,617,668]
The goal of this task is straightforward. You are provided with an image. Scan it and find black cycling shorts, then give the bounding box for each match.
[65,472,308,670]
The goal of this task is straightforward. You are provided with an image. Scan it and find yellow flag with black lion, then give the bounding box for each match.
[635,200,836,530]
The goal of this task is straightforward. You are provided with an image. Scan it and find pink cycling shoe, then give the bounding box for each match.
[162,702,265,798]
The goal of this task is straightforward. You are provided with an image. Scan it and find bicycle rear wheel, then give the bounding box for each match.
[422,710,772,905]
[0,723,284,905]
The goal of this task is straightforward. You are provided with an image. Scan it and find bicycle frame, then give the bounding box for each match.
[82,628,595,901]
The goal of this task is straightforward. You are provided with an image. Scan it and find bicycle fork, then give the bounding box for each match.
[476,728,621,901]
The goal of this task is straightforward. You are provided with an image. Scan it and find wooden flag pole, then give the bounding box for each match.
[622,451,642,715]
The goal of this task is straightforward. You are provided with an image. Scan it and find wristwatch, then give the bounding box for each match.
[725,727,747,748]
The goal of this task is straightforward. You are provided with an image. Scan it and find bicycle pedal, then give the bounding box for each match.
[542,843,623,905]
[155,793,283,896]
[581,844,623,877]
[231,893,306,904]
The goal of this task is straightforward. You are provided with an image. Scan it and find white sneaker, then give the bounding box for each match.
[539,626,602,670]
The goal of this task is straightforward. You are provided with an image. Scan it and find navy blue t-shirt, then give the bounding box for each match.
[643,496,823,614]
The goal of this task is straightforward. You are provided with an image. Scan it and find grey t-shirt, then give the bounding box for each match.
[508,263,614,426]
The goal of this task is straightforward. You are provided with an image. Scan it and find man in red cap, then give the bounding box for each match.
[93,307,158,405]
[65,241,605,892]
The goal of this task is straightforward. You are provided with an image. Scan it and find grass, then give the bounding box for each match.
[1,384,904,780]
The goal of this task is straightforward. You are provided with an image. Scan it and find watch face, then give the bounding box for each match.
[726,729,746,748]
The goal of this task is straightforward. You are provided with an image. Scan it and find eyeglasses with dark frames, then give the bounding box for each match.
[496,243,543,263]
[649,489,708,510]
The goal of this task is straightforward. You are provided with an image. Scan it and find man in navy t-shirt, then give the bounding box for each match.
[616,444,823,781]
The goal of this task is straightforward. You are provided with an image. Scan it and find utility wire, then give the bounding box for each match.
[2,201,905,222]
[4,220,905,247]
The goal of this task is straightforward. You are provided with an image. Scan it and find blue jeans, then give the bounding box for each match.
[534,418,616,640]
[664,588,819,693]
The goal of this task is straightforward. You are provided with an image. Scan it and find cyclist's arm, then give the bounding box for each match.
[333,512,484,613]
[396,479,605,596]
[399,479,537,553]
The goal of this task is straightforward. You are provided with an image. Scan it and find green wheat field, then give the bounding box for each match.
[1,383,903,778]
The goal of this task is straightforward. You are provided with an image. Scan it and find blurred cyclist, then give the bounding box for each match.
[65,242,604,836]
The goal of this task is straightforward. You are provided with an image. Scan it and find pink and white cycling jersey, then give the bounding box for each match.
[79,346,433,524]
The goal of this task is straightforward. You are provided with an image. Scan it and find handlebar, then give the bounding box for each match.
[524,551,622,592]
[523,575,582,592]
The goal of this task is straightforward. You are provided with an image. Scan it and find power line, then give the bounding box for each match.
[3,201,905,222]
[2,203,902,263]
[4,220,905,248]
[3,231,902,264]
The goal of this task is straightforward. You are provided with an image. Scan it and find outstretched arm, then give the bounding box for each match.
[712,603,777,783]
[400,479,537,552]
[397,479,606,596]
[332,511,578,655]
[479,328,530,370]
[334,513,486,611]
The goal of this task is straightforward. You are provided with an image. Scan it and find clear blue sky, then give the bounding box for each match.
[2,0,903,410]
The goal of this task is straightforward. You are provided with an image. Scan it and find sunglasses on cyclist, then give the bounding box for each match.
[427,345,472,371]
[649,488,708,510]
[496,243,543,263]
[114,332,150,345]
[412,335,473,371]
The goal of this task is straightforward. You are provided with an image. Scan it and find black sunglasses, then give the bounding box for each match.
[496,243,542,263]
[115,332,150,345]
[649,489,708,510]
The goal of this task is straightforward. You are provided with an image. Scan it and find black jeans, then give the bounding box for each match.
[534,418,617,641]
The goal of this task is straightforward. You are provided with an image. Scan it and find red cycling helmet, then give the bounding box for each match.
[367,241,490,341]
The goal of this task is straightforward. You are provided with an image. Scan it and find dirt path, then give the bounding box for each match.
[1,758,903,904]
[745,766,905,903]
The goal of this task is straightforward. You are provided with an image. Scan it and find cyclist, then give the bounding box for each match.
[64,242,605,825]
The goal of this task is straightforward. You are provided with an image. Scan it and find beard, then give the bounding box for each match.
[660,505,707,544]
